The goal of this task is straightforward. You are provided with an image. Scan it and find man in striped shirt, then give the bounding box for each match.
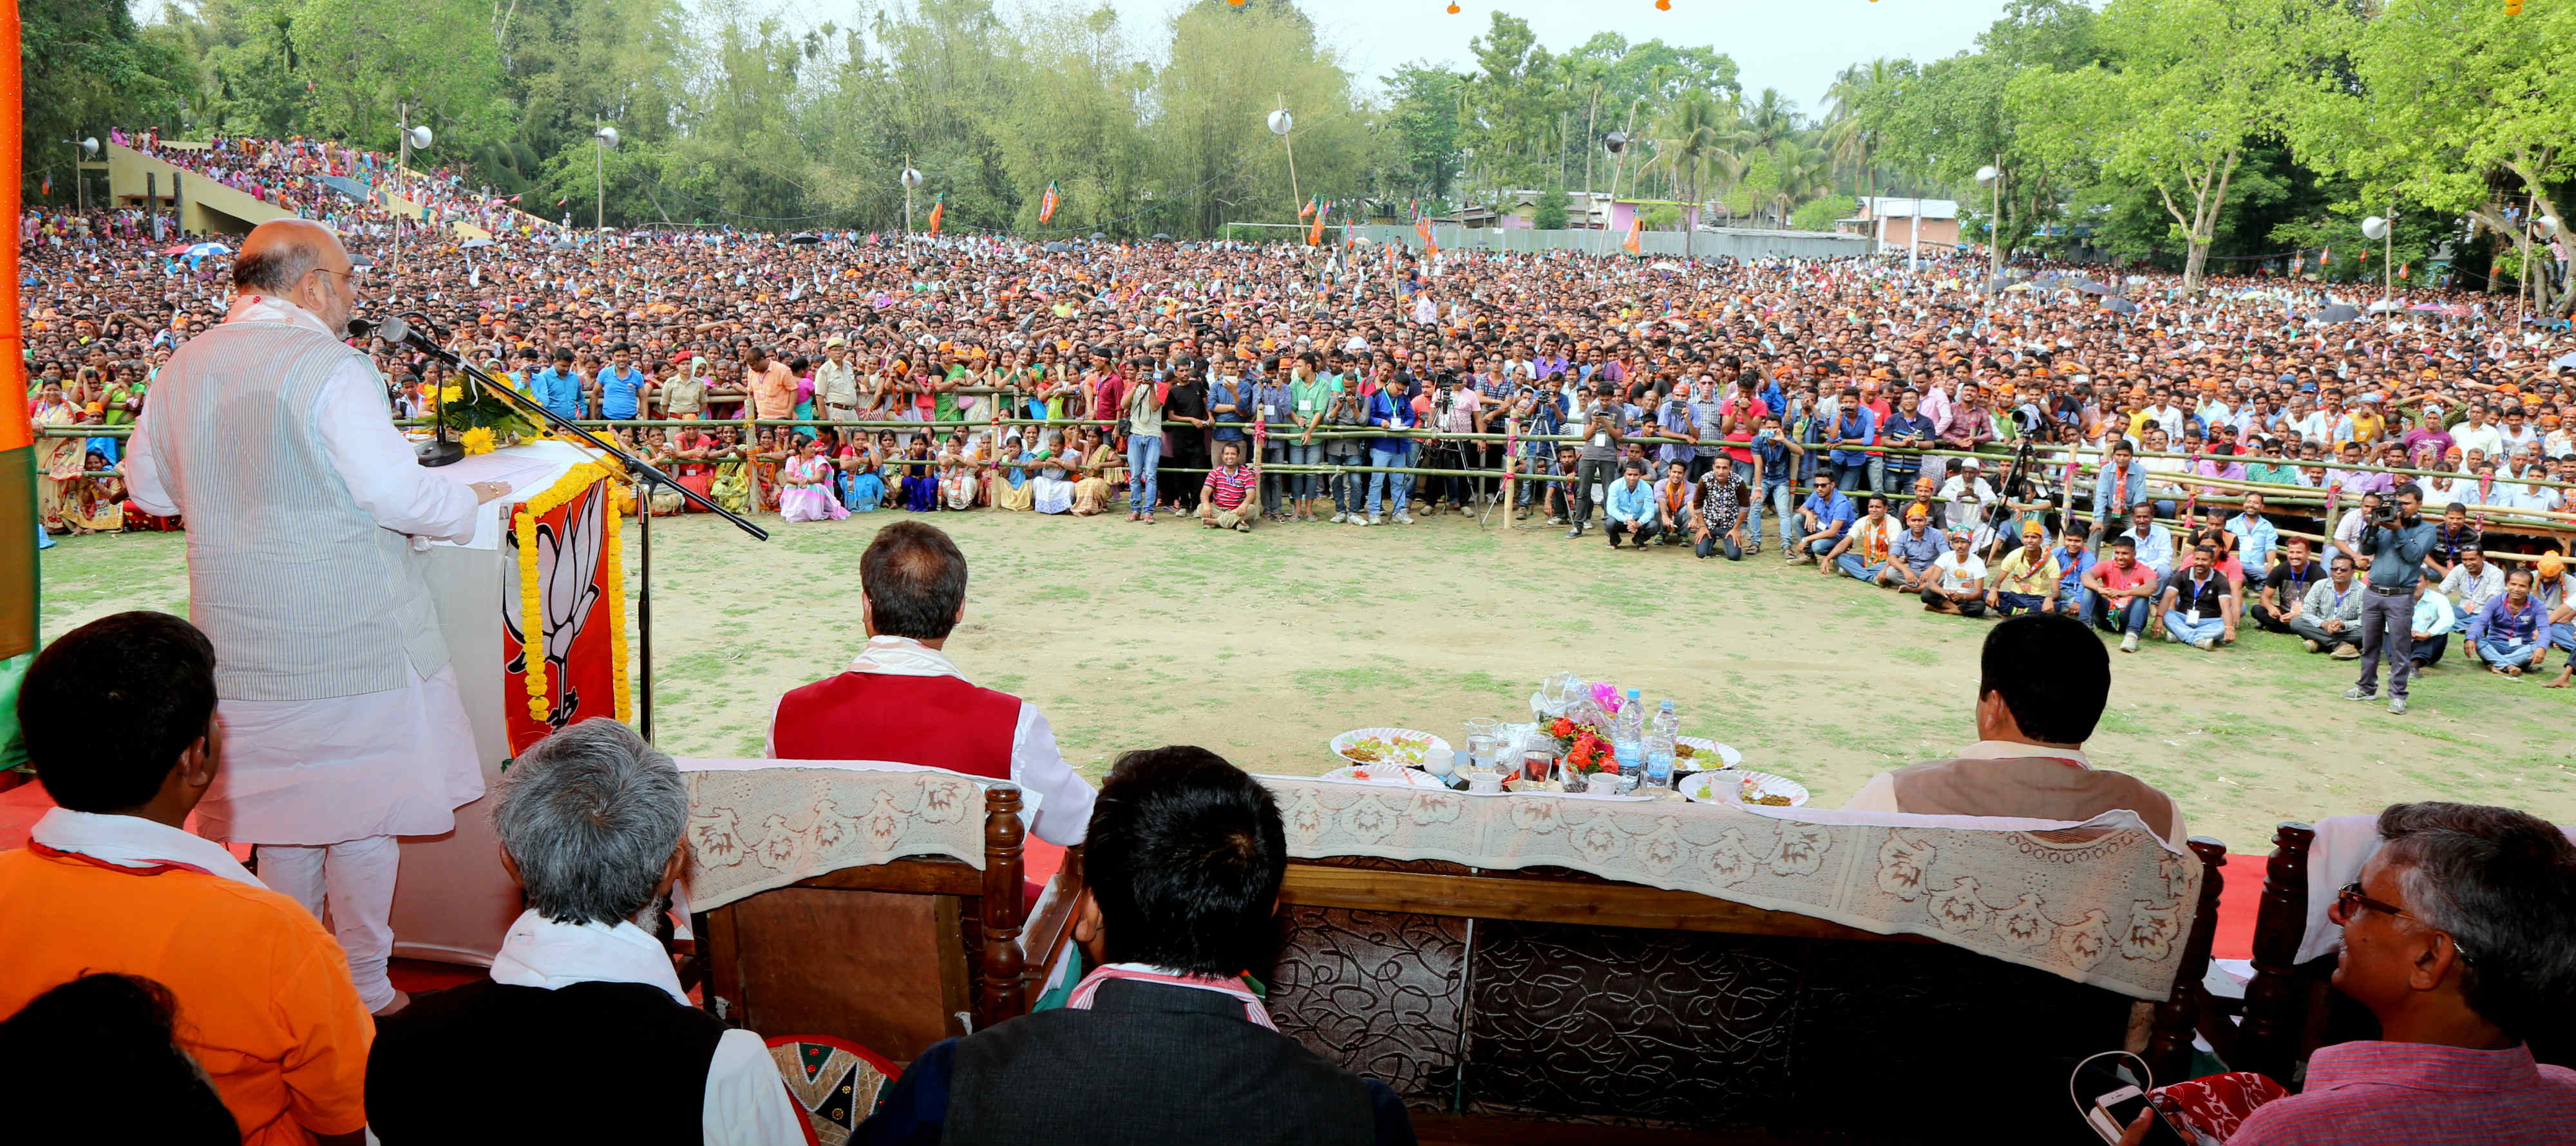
[1197,442,1260,533]
[2117,802,2576,1145]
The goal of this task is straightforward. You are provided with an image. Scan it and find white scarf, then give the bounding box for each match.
[846,634,967,680]
[27,807,264,889]
[225,291,337,337]
[487,908,690,1006]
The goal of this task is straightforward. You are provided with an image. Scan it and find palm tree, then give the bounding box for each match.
[1770,142,1833,228]
[1649,92,1743,258]
[1743,88,1797,160]
[1821,58,1896,205]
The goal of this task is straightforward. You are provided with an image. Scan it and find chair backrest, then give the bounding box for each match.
[683,768,1083,1064]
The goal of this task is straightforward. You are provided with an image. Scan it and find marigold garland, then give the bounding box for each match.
[514,461,625,727]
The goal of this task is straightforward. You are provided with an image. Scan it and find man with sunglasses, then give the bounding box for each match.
[2119,801,2576,1145]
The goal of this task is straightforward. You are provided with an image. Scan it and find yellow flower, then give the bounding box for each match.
[527,698,550,720]
[440,386,464,406]
[460,426,497,455]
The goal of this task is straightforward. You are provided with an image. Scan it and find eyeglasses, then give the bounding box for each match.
[2334,881,2478,966]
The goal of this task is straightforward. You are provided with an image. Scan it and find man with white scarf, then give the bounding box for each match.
[121,218,512,1015]
[766,520,1095,846]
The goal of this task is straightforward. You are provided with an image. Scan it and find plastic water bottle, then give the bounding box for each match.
[1613,688,1646,793]
[1645,699,1679,790]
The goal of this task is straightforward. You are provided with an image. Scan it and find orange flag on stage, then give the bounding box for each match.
[0,0,37,674]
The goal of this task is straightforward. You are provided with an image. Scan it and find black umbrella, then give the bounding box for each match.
[1151,232,1171,240]
[1041,241,1070,253]
[547,240,576,251]
[2319,304,2362,323]
[2100,297,2138,314]
[2074,280,2114,295]
[788,232,822,244]
[1089,232,1107,241]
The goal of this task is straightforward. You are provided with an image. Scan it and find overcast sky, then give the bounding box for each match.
[1133,0,2016,113]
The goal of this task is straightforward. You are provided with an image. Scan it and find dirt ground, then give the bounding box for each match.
[47,507,2576,852]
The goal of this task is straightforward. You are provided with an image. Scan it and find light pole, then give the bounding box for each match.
[2362,211,2392,310]
[65,136,96,211]
[900,164,923,236]
[1976,160,2002,283]
[1268,105,1299,221]
[392,112,431,274]
[1602,131,1629,256]
[594,123,619,232]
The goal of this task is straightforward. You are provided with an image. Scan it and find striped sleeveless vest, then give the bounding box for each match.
[141,320,449,701]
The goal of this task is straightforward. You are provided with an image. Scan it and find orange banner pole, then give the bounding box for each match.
[0,0,37,661]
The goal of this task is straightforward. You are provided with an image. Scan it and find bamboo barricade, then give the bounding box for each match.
[47,415,2576,557]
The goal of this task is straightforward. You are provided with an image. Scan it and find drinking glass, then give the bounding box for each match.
[1519,747,1557,787]
[1463,717,1502,772]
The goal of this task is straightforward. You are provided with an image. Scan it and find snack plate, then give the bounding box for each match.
[1320,765,1448,789]
[1674,736,1743,769]
[1679,769,1811,807]
[1328,727,1450,767]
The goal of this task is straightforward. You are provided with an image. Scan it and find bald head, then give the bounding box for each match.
[233,220,360,335]
[234,220,344,294]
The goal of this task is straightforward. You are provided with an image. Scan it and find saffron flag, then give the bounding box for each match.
[1038,183,1059,225]
[1624,217,1643,255]
[1414,214,1434,250]
[927,193,945,236]
[2399,263,2410,279]
[1299,198,1315,219]
[2319,247,2331,265]
[1307,201,1327,245]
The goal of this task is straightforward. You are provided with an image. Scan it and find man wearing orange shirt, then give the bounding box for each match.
[741,344,796,422]
[0,612,373,1145]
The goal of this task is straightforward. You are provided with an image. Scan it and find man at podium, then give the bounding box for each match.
[768,521,1095,845]
[124,218,512,1015]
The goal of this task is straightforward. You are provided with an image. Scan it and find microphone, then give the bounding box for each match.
[346,314,409,344]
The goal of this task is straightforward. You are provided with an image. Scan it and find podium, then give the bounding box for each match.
[390,440,633,964]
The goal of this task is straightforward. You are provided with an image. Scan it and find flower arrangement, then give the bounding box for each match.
[434,382,540,455]
[1547,715,1612,776]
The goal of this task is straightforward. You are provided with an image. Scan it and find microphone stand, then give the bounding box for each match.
[401,323,768,742]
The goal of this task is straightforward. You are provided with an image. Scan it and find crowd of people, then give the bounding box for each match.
[29,128,2576,714]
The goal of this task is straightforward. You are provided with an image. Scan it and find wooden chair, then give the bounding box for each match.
[689,786,1086,1064]
[1262,839,2230,1144]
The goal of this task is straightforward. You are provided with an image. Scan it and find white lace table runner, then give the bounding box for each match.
[681,765,990,912]
[1261,778,2199,1000]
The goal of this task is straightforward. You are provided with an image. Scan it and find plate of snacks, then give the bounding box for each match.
[1679,769,1809,807]
[1320,765,1448,789]
[1329,728,1448,769]
[1674,736,1742,769]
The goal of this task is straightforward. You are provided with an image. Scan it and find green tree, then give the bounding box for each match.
[24,0,194,201]
[2012,0,2344,291]
[1792,193,1855,232]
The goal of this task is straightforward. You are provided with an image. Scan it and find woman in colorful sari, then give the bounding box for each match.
[640,431,688,516]
[1071,427,1120,516]
[778,438,848,523]
[836,431,882,512]
[63,446,126,534]
[709,427,752,514]
[32,379,87,534]
[898,436,940,512]
[670,424,718,511]
[748,428,791,512]
[991,432,1036,512]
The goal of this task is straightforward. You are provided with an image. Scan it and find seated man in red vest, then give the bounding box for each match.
[769,520,1096,845]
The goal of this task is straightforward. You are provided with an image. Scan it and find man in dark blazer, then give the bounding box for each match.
[858,746,1414,1146]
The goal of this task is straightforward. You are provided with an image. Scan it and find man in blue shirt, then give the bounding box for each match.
[1879,388,1937,497]
[2345,484,2438,714]
[2050,527,2099,620]
[1828,386,1877,494]
[1364,382,1418,526]
[2089,440,2148,544]
[1604,462,1658,550]
[594,344,647,422]
[1791,473,1857,563]
[529,348,584,422]
[2224,492,2278,576]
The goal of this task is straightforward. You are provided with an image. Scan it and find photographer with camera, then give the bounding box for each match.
[2345,484,2437,715]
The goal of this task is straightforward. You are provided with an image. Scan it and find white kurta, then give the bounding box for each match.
[124,295,486,845]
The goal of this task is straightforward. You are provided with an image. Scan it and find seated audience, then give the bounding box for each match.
[0,611,372,1144]
[0,973,240,1145]
[368,719,804,1145]
[1844,612,2188,848]
[2122,802,2576,1145]
[2288,554,2367,659]
[768,520,1095,844]
[858,746,1415,1146]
